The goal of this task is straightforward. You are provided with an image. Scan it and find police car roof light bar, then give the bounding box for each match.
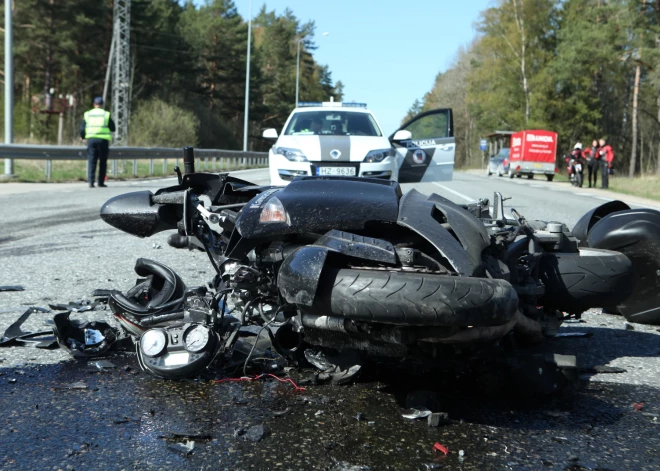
[296,102,368,109]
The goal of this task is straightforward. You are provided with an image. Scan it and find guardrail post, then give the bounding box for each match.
[196,157,201,171]
[149,158,154,175]
[163,159,168,174]
[212,157,216,170]
[45,159,52,181]
[120,160,126,174]
[204,157,208,170]
[112,160,118,177]
[133,159,138,176]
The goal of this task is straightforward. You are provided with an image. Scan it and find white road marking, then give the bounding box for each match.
[432,182,474,202]
[595,197,613,201]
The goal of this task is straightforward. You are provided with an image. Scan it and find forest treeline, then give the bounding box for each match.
[407,0,660,176]
[0,0,343,150]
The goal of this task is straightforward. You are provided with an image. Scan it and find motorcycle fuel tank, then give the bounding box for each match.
[234,177,402,239]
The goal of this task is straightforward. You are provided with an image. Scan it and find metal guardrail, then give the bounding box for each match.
[0,144,268,180]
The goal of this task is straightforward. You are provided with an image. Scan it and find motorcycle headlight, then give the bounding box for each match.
[275,147,308,162]
[363,148,393,163]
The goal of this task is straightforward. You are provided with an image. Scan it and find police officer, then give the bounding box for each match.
[80,97,115,188]
[598,138,614,189]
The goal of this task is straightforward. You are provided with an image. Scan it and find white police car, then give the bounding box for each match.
[263,102,457,185]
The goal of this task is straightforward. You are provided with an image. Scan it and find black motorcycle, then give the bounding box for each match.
[99,148,656,383]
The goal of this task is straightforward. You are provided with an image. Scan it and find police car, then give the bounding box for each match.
[263,102,457,185]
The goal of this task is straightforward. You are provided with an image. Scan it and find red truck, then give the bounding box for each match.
[507,130,558,181]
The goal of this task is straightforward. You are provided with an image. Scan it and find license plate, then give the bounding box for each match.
[575,164,582,172]
[533,163,543,168]
[317,167,356,176]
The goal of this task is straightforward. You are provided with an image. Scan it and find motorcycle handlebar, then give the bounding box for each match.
[152,192,185,205]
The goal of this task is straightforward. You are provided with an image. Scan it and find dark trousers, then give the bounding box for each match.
[600,159,609,189]
[587,160,599,187]
[87,138,109,185]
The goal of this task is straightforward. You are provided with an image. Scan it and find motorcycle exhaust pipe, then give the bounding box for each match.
[274,324,304,353]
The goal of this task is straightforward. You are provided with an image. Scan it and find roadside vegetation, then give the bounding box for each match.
[0,0,342,151]
[407,0,660,181]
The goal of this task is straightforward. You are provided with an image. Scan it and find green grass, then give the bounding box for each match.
[0,159,263,183]
[608,175,660,202]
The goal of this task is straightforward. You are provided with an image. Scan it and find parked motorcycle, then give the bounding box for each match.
[564,154,584,187]
[100,148,640,384]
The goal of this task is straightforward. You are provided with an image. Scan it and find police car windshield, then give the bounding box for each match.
[284,111,382,137]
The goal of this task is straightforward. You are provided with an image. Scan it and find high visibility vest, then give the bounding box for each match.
[84,109,112,141]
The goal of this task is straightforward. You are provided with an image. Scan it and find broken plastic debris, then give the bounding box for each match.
[159,431,212,440]
[315,410,324,417]
[152,242,162,249]
[0,285,25,292]
[94,360,116,370]
[423,465,441,470]
[633,402,645,411]
[427,412,450,427]
[402,408,432,420]
[85,329,105,346]
[273,407,291,417]
[245,424,268,442]
[433,442,449,455]
[556,332,593,338]
[168,440,194,455]
[53,381,88,390]
[590,365,627,374]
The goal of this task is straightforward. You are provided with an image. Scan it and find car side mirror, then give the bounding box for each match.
[392,130,412,141]
[263,128,278,139]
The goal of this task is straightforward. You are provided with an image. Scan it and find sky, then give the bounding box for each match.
[232,0,492,135]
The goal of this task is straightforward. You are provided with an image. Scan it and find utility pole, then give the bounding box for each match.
[4,0,14,177]
[112,0,131,146]
[243,0,252,152]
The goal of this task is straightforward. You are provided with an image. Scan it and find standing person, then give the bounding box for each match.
[584,139,600,188]
[80,97,115,188]
[598,138,614,189]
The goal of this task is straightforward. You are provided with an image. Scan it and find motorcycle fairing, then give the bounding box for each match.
[586,208,660,324]
[278,230,398,306]
[572,200,631,245]
[426,193,490,271]
[101,190,181,238]
[396,189,479,276]
[234,177,402,240]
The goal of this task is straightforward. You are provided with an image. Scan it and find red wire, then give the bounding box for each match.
[215,373,305,391]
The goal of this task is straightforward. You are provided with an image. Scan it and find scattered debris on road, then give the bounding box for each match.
[0,285,25,292]
[432,442,449,455]
[167,440,195,455]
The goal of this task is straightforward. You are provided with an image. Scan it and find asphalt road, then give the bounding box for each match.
[1,169,660,471]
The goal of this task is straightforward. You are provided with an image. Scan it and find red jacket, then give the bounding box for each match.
[599,145,614,166]
[582,148,593,159]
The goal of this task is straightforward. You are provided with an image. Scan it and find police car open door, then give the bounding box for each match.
[390,108,455,183]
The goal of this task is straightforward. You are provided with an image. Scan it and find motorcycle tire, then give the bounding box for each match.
[311,268,518,327]
[539,248,634,313]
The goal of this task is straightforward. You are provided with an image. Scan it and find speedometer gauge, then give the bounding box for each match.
[140,329,167,357]
[183,325,210,353]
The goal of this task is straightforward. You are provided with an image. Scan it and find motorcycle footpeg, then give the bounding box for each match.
[137,323,218,379]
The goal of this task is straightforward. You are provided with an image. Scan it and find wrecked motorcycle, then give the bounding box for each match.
[99,148,640,385]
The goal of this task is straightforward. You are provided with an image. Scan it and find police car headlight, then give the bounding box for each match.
[363,148,393,163]
[275,147,308,162]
